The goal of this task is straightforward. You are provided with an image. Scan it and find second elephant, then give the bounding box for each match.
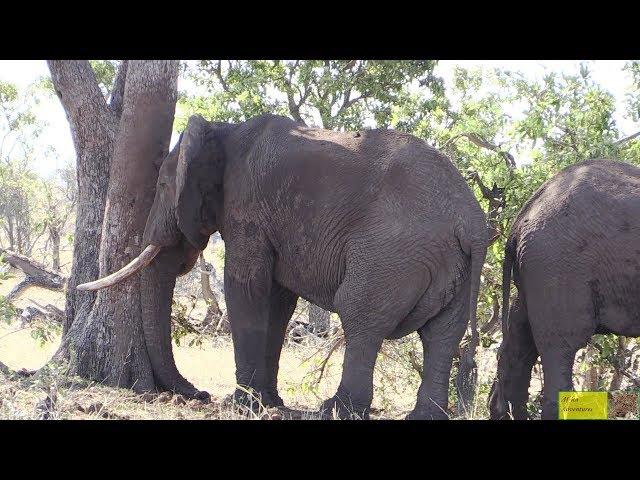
[489,159,640,420]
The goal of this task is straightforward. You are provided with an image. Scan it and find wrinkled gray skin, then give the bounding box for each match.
[489,159,640,420]
[141,113,487,419]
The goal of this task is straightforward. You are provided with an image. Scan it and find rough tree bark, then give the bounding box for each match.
[49,60,179,391]
[583,343,600,390]
[610,337,627,391]
[199,253,222,327]
[49,225,61,271]
[48,60,121,334]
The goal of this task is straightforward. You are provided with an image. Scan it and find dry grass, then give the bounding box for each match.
[0,263,579,421]
[0,316,505,420]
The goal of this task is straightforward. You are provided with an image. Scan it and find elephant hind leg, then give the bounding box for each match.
[539,346,577,420]
[320,259,429,419]
[527,299,593,420]
[489,293,538,420]
[407,280,470,420]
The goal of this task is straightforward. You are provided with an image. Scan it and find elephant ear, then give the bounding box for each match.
[175,115,224,251]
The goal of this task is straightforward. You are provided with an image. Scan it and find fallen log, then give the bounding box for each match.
[19,302,65,326]
[0,249,66,300]
[0,360,11,376]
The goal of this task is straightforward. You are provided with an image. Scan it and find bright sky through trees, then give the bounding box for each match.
[0,60,636,175]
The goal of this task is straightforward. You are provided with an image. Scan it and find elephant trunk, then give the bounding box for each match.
[140,244,203,397]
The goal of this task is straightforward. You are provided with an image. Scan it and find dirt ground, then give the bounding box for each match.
[4,260,634,420]
[0,261,492,419]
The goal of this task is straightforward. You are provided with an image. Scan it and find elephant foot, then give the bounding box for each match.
[187,389,212,403]
[163,375,211,403]
[319,395,370,420]
[224,387,284,413]
[405,405,450,420]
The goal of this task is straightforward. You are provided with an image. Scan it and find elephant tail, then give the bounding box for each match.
[501,235,516,337]
[468,237,487,356]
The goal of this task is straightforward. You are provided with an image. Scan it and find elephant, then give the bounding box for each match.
[489,159,640,420]
[79,113,487,419]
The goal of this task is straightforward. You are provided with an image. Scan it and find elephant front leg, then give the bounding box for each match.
[224,250,286,410]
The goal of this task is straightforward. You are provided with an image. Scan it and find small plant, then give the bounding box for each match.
[0,295,16,325]
[29,318,62,347]
[171,296,205,347]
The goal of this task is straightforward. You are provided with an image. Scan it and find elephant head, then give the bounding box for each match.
[77,114,226,290]
[76,115,228,396]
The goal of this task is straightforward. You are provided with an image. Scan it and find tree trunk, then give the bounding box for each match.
[199,253,222,327]
[49,225,61,271]
[50,60,179,391]
[16,223,23,254]
[609,337,627,391]
[583,343,600,390]
[199,253,217,305]
[48,60,118,334]
[6,217,15,251]
[308,303,331,335]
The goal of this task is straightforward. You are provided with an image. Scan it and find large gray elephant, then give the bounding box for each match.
[489,159,640,420]
[79,113,487,419]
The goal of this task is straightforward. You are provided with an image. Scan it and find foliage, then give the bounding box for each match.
[177,60,442,131]
[89,60,119,99]
[0,157,44,254]
[0,295,16,324]
[3,60,640,417]
[29,319,62,347]
[170,296,205,347]
[624,61,640,122]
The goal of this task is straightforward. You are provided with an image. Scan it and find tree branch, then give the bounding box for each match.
[467,171,505,245]
[0,360,12,376]
[47,61,113,128]
[0,249,66,292]
[213,60,230,93]
[444,133,516,169]
[6,278,33,302]
[109,60,128,119]
[467,171,495,200]
[480,292,501,336]
[614,130,640,146]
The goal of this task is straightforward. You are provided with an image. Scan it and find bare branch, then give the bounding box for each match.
[467,171,505,245]
[47,61,114,132]
[444,133,516,169]
[213,61,230,93]
[480,292,501,336]
[109,60,128,119]
[467,171,495,200]
[283,63,307,126]
[0,249,66,292]
[613,130,640,146]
